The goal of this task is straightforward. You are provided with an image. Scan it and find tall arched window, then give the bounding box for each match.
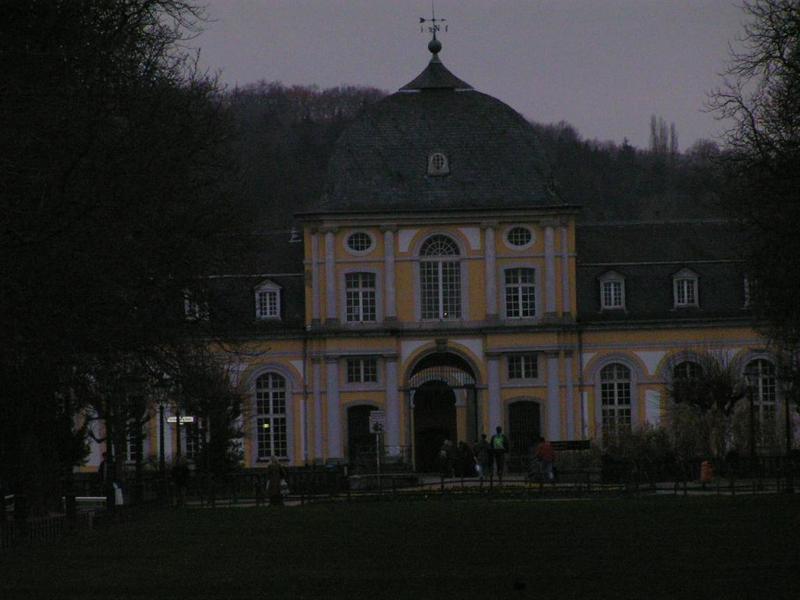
[745,359,777,437]
[600,363,632,442]
[671,361,703,405]
[255,373,287,460]
[673,361,703,380]
[420,235,461,320]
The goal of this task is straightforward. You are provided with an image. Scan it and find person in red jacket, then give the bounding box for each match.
[534,436,556,482]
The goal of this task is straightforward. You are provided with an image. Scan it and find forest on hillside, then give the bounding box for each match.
[226,82,727,228]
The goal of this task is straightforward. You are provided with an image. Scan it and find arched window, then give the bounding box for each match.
[255,373,287,460]
[671,361,703,405]
[420,235,461,320]
[673,361,703,380]
[600,363,632,442]
[745,359,777,436]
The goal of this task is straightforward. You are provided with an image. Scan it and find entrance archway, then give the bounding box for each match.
[408,351,478,472]
[413,382,457,472]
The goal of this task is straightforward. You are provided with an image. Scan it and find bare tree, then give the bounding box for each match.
[709,0,800,352]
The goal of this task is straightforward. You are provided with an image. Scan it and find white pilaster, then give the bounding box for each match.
[488,356,502,431]
[546,353,561,438]
[325,358,342,460]
[385,357,400,455]
[561,226,571,315]
[311,232,321,323]
[383,229,396,320]
[544,225,557,314]
[325,231,336,323]
[565,354,575,439]
[313,359,323,461]
[484,225,497,318]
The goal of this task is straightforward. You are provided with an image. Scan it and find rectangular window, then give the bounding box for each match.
[184,293,209,321]
[184,422,201,460]
[257,417,287,459]
[508,354,538,379]
[505,268,536,318]
[346,358,378,383]
[601,280,624,309]
[345,272,377,322]
[675,278,697,306]
[256,374,287,460]
[257,290,279,318]
[421,261,461,320]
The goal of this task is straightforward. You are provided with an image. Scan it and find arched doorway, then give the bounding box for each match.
[508,400,541,456]
[408,352,478,472]
[413,382,457,472]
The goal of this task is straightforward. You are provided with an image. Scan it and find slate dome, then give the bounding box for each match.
[322,50,559,213]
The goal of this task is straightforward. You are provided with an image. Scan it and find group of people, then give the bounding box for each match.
[437,426,557,483]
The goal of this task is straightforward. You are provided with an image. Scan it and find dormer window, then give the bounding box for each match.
[183,290,209,321]
[599,271,625,310]
[673,268,699,308]
[255,279,281,320]
[427,152,449,176]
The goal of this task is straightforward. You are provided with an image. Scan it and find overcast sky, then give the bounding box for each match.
[193,0,747,150]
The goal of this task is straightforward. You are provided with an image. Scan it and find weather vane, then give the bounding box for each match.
[419,2,447,41]
[419,2,447,54]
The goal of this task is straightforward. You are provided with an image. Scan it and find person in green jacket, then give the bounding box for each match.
[490,426,509,483]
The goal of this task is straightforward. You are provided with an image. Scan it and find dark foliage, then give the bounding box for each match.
[0,0,251,511]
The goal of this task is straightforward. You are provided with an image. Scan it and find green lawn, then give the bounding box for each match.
[2,495,799,599]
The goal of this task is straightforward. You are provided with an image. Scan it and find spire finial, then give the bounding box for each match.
[419,2,447,55]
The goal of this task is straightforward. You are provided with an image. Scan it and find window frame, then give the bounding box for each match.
[598,362,633,444]
[254,279,281,320]
[503,267,537,319]
[417,234,463,321]
[504,226,535,250]
[672,268,699,308]
[183,290,210,321]
[345,357,379,385]
[599,271,626,311]
[254,372,289,461]
[427,152,450,176]
[745,358,777,440]
[344,231,375,256]
[507,353,539,380]
[343,271,378,324]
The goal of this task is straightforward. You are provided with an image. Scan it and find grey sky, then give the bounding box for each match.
[194,0,746,150]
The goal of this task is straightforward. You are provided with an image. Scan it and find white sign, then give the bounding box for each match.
[369,410,386,433]
[166,416,195,424]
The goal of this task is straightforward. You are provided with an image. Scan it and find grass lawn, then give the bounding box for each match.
[1,495,799,599]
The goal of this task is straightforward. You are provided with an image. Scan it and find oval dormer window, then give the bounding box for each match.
[428,152,449,176]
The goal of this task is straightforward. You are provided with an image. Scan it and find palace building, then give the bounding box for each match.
[92,38,793,473]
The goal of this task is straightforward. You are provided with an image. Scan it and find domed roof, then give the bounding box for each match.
[321,51,559,213]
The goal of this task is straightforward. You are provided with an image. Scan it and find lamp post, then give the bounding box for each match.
[746,374,757,463]
[783,353,796,493]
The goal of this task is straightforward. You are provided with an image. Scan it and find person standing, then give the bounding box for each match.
[266,456,288,506]
[473,434,492,482]
[171,457,190,508]
[534,436,556,483]
[490,426,509,483]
